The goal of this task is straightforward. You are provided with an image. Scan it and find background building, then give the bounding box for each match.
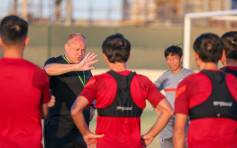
[0,0,236,26]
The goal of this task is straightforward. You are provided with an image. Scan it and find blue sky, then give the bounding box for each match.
[0,0,123,20]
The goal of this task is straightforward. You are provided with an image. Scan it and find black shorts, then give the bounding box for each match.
[44,125,87,148]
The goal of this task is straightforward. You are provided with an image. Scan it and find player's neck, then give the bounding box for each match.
[199,62,218,71]
[226,59,237,67]
[108,62,127,72]
[3,48,23,58]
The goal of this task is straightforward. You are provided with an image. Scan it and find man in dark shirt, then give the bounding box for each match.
[44,33,98,148]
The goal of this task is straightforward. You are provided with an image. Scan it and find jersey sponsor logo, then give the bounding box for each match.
[213,101,232,107]
[117,106,133,111]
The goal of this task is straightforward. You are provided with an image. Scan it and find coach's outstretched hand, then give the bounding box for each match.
[78,52,99,71]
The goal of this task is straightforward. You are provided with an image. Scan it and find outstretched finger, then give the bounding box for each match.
[84,52,91,60]
[90,59,99,65]
[88,53,97,61]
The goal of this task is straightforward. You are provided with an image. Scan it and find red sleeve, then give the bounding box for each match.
[33,68,51,103]
[174,78,190,115]
[175,73,212,115]
[226,73,237,101]
[140,75,165,108]
[80,76,97,105]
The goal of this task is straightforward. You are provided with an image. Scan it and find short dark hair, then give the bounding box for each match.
[0,15,28,45]
[164,45,183,58]
[221,31,237,59]
[227,50,237,60]
[102,33,131,63]
[193,33,223,63]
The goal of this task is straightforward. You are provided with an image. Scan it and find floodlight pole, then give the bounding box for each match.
[183,10,237,69]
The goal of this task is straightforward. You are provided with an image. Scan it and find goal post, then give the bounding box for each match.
[183,10,237,69]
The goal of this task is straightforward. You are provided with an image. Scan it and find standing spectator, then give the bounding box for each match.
[43,33,98,148]
[173,33,237,148]
[154,45,193,148]
[0,15,54,148]
[220,31,237,76]
[71,33,173,148]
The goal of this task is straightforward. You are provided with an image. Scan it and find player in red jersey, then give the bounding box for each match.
[220,31,237,76]
[173,33,237,148]
[221,31,237,147]
[0,15,55,148]
[71,33,173,148]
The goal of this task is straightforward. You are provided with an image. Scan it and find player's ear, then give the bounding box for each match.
[194,52,201,68]
[103,53,108,61]
[0,37,2,46]
[24,37,30,46]
[65,43,69,51]
[194,52,199,61]
[180,56,183,63]
[220,49,226,66]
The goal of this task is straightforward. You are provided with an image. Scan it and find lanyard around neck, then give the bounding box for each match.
[62,55,86,87]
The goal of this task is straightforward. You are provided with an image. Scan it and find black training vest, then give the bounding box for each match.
[221,67,237,77]
[97,70,143,117]
[189,70,237,121]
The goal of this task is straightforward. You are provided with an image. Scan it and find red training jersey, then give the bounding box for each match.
[80,70,164,148]
[175,70,237,148]
[0,58,51,148]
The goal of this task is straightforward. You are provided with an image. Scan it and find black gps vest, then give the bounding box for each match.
[97,70,143,117]
[189,70,237,121]
[221,67,237,77]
